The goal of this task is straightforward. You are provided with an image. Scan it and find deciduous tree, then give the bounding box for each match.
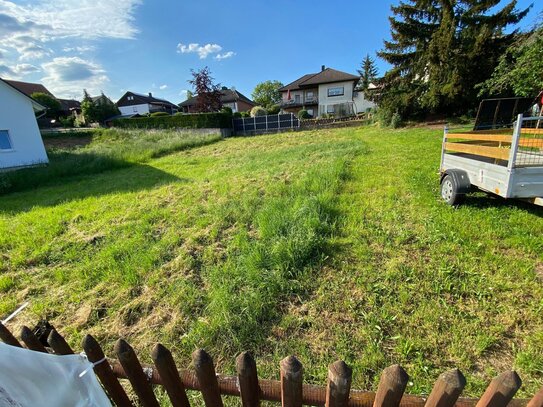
[188,67,222,112]
[252,80,284,109]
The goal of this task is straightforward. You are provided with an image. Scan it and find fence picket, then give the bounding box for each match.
[151,343,191,407]
[47,328,74,355]
[0,321,22,347]
[325,360,352,407]
[527,385,543,407]
[20,325,47,353]
[280,356,303,407]
[192,349,224,407]
[236,351,260,407]
[475,371,521,407]
[424,369,466,407]
[373,364,409,407]
[115,339,160,407]
[82,334,134,407]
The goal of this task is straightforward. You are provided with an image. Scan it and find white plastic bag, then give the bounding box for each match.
[0,342,111,407]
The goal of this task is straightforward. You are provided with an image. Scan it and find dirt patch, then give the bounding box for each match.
[535,262,543,282]
[44,135,93,149]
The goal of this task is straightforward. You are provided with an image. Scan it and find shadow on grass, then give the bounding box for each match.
[463,193,543,216]
[0,152,186,213]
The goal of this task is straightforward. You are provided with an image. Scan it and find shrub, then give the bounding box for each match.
[221,106,233,115]
[111,112,232,129]
[232,112,242,118]
[390,112,402,128]
[150,112,170,117]
[297,109,311,119]
[267,104,280,115]
[240,111,250,118]
[250,106,267,117]
[59,116,75,128]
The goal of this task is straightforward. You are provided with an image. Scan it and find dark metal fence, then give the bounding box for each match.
[233,114,300,136]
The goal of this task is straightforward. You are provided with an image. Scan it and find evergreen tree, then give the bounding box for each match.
[378,0,530,119]
[357,54,378,92]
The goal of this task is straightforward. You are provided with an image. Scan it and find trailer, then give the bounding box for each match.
[440,114,543,206]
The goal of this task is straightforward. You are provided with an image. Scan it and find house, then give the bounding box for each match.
[116,91,178,116]
[0,78,48,170]
[4,79,81,119]
[278,66,375,118]
[58,99,81,117]
[178,87,255,113]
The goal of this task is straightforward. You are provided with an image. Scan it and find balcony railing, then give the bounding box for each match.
[280,97,318,108]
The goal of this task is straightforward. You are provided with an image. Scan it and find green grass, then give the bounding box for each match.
[0,126,542,404]
[0,128,221,194]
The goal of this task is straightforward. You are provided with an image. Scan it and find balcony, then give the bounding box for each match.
[280,97,318,108]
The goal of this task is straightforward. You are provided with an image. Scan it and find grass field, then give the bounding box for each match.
[0,126,542,404]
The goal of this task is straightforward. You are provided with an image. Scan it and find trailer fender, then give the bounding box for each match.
[440,169,472,194]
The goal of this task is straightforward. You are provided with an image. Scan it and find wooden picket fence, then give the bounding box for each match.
[1,320,543,407]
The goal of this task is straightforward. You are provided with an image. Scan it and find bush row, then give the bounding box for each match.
[110,112,232,129]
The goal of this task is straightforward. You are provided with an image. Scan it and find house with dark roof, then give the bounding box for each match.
[3,80,55,98]
[116,91,178,116]
[278,66,375,118]
[178,87,255,113]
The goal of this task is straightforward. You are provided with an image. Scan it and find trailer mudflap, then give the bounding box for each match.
[441,169,472,194]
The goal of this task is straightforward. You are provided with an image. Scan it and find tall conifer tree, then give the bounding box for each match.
[378,0,530,118]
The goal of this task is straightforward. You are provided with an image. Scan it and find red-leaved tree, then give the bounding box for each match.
[188,67,223,113]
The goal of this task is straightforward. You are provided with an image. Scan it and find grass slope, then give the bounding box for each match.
[0,127,542,404]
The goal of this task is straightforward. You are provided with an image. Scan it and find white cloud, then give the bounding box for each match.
[0,0,141,66]
[41,57,108,98]
[62,45,96,54]
[214,51,235,61]
[176,42,225,59]
[159,84,168,90]
[13,63,40,74]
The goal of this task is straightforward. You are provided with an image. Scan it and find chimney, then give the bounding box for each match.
[321,65,325,72]
[148,92,152,97]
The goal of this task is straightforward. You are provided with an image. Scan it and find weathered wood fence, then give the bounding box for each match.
[1,320,542,407]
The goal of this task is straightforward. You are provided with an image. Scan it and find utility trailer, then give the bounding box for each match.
[440,114,543,206]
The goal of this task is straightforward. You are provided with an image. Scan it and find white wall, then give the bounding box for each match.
[0,81,48,170]
[119,103,150,116]
[318,81,355,110]
[353,91,375,114]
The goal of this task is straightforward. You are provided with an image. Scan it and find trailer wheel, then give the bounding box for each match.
[441,175,464,206]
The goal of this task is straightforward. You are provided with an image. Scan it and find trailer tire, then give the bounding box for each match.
[441,174,465,206]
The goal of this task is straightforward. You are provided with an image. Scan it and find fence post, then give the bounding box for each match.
[291,113,294,128]
[424,369,466,407]
[266,114,268,133]
[192,349,224,407]
[373,364,409,407]
[151,343,190,407]
[325,360,352,407]
[236,351,260,407]
[82,335,134,407]
[0,322,22,347]
[115,339,160,407]
[280,355,303,407]
[47,329,74,355]
[20,326,47,353]
[528,385,543,407]
[475,371,521,407]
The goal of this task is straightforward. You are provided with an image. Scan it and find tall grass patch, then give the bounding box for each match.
[0,128,221,195]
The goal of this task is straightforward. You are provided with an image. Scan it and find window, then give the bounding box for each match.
[0,130,13,150]
[327,86,344,97]
[326,105,335,113]
[294,94,301,103]
[305,91,314,101]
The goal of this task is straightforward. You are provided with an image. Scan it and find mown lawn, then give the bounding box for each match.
[0,126,542,404]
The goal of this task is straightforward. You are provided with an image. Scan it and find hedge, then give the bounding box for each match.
[110,112,232,129]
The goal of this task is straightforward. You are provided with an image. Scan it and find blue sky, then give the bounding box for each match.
[0,0,540,103]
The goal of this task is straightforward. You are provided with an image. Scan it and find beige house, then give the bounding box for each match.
[279,66,375,118]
